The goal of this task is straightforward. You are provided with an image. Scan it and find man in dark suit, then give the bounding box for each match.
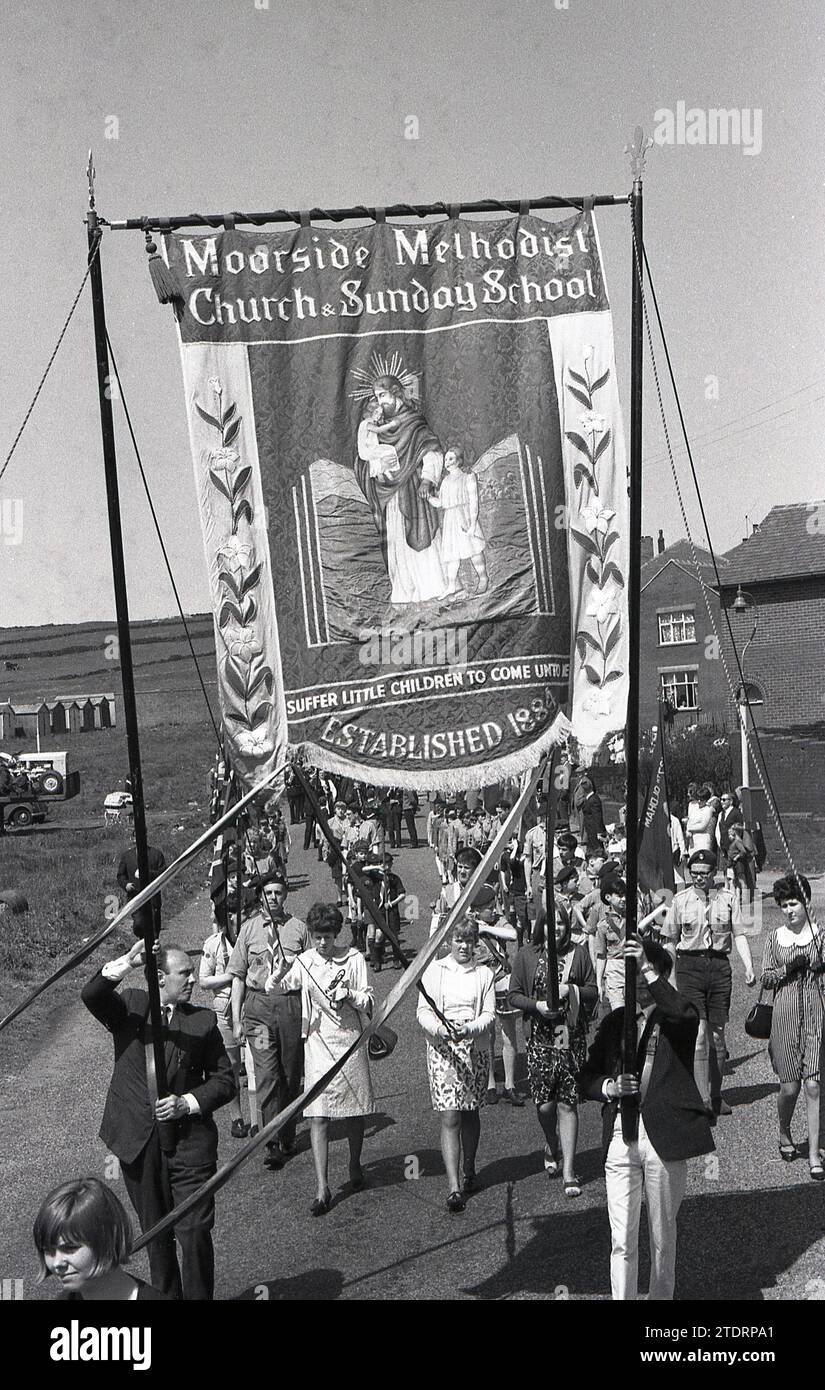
[116,843,167,938]
[578,777,608,851]
[82,939,234,1300]
[401,788,420,848]
[580,936,714,1301]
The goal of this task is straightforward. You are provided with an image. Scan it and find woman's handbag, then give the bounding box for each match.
[744,987,773,1039]
[367,1023,398,1060]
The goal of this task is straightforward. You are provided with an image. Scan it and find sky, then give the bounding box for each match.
[0,0,823,625]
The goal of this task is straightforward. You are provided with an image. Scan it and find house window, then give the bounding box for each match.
[658,609,696,645]
[660,670,699,711]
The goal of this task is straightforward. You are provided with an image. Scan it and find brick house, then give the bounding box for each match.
[640,534,734,732]
[636,503,825,812]
[715,501,825,805]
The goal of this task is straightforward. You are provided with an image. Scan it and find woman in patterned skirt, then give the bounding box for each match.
[509,902,597,1198]
[417,919,496,1212]
[761,874,825,1178]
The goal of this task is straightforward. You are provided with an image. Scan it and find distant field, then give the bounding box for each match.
[0,613,218,727]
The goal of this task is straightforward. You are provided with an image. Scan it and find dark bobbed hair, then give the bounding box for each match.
[33,1178,133,1283]
[457,847,482,868]
[642,939,673,980]
[531,900,571,950]
[773,873,812,906]
[600,876,627,904]
[307,902,344,935]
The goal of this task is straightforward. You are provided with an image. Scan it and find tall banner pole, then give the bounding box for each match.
[622,129,650,1141]
[85,152,169,1113]
[543,748,561,1014]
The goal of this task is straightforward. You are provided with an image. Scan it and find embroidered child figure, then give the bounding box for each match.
[356,399,401,480]
[427,445,488,596]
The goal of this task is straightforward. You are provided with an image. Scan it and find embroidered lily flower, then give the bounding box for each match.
[582,344,595,366]
[585,584,620,623]
[208,377,223,397]
[211,447,241,473]
[236,731,272,756]
[218,537,254,573]
[578,411,607,435]
[582,503,615,536]
[226,626,261,662]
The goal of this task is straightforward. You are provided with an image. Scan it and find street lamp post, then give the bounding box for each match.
[732,585,759,789]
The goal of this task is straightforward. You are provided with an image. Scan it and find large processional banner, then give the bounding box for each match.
[166,211,628,788]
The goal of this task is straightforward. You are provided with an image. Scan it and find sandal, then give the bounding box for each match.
[563,1177,583,1199]
[810,1161,825,1182]
[778,1142,797,1162]
[543,1145,561,1178]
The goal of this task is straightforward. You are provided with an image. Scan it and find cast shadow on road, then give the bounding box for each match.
[356,1141,605,1194]
[477,1142,604,1192]
[231,1268,344,1300]
[465,1181,825,1300]
[727,1049,767,1071]
[723,1082,777,1107]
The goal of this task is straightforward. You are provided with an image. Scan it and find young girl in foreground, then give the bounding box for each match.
[33,1177,172,1300]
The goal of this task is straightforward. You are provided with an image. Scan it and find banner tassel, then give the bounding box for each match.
[144,231,183,317]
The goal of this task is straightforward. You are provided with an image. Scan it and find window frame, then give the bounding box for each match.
[656,607,697,647]
[659,667,700,712]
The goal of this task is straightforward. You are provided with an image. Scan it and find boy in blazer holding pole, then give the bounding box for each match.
[580,936,714,1301]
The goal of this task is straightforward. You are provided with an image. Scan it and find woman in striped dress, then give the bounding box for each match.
[761,874,825,1178]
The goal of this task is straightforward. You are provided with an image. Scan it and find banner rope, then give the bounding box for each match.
[104,330,222,744]
[630,214,815,929]
[131,753,555,1253]
[0,239,100,487]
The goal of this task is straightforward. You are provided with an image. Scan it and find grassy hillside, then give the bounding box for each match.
[0,613,218,714]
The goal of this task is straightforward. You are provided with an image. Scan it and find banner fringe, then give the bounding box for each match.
[291,710,575,792]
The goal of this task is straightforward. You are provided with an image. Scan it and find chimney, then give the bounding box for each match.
[641,535,654,562]
[752,522,760,535]
[657,529,665,554]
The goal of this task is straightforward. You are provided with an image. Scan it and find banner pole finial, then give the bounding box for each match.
[625,126,653,185]
[86,149,96,211]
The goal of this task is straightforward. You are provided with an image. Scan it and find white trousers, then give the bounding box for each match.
[604,1115,687,1301]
